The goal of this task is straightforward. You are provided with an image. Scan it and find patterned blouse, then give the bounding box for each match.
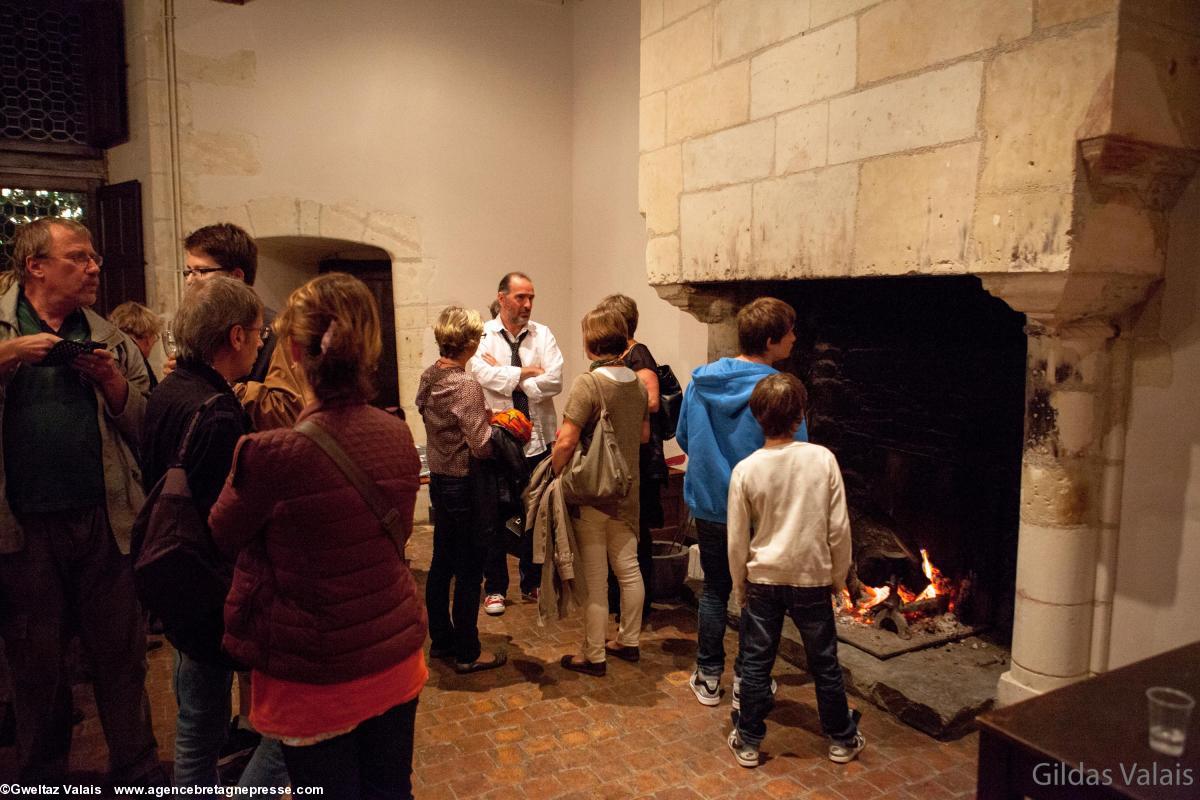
[415,363,493,477]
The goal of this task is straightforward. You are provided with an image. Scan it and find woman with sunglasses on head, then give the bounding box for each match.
[209,272,425,799]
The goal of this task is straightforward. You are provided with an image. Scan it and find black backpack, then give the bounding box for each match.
[130,395,235,664]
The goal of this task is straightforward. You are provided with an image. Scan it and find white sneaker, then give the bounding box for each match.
[689,670,721,706]
[483,594,506,616]
[727,729,759,768]
[828,732,867,764]
[731,676,778,711]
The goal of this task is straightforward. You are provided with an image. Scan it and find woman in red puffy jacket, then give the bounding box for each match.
[209,273,425,799]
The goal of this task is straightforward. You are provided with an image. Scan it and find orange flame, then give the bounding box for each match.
[836,549,956,621]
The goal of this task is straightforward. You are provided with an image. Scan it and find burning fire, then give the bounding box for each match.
[839,549,956,622]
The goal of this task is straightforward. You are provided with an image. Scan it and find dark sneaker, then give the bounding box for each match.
[520,588,539,603]
[829,732,867,763]
[727,729,759,768]
[731,676,778,710]
[689,670,721,706]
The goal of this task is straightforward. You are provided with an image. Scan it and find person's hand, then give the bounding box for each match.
[8,333,60,365]
[481,352,498,367]
[72,348,123,390]
[520,365,544,381]
[163,356,177,375]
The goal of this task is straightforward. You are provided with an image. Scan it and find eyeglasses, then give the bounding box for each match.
[42,252,103,268]
[181,266,229,278]
[244,325,270,342]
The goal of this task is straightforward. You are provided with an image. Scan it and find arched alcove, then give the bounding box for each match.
[185,197,431,413]
[257,236,398,408]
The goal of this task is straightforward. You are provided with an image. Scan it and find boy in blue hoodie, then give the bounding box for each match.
[677,297,807,706]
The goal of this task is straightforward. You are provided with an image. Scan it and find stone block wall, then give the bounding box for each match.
[640,0,1198,321]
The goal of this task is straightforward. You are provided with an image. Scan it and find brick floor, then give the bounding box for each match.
[2,523,981,798]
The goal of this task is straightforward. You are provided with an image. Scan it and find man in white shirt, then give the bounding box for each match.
[468,272,563,613]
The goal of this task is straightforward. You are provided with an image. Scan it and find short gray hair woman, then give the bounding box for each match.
[139,275,284,790]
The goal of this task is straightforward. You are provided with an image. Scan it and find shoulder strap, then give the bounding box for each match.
[173,394,227,467]
[294,418,407,557]
[586,370,610,417]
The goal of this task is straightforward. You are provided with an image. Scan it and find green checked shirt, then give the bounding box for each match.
[2,291,105,513]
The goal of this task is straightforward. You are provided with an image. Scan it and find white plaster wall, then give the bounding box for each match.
[167,0,574,373]
[1109,175,1200,667]
[570,0,707,440]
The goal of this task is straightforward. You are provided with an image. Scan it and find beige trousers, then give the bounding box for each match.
[575,505,644,663]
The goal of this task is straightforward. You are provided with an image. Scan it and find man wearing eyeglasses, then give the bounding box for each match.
[180,223,309,432]
[0,218,165,785]
[177,223,307,764]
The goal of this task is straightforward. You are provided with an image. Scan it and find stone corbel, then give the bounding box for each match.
[1079,135,1200,211]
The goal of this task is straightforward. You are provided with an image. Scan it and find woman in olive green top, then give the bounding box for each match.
[551,307,649,676]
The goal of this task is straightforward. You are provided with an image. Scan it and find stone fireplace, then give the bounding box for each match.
[639,0,1200,705]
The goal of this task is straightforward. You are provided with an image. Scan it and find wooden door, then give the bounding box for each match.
[318,259,398,408]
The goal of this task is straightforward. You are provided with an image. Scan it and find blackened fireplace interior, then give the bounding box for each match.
[718,276,1026,640]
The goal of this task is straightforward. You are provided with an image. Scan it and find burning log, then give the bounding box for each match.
[847,510,930,599]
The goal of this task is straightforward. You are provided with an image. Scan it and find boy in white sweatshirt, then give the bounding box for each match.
[725,373,864,767]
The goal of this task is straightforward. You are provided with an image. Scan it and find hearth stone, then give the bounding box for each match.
[834,612,988,660]
[720,595,1005,739]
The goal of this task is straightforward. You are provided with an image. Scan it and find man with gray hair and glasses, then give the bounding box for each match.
[0,217,164,786]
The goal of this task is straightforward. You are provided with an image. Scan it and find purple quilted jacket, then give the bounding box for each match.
[209,400,426,684]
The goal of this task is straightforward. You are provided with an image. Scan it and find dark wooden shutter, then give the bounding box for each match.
[94,179,145,316]
[81,0,129,148]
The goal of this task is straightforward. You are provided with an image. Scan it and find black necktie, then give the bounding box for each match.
[506,331,529,419]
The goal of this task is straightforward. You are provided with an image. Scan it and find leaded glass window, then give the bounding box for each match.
[0,1,90,146]
[0,187,87,270]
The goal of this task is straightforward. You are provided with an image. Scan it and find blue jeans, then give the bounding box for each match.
[427,472,489,664]
[172,652,288,790]
[733,583,858,748]
[695,518,734,682]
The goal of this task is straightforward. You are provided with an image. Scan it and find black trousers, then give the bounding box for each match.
[0,506,159,784]
[281,698,418,800]
[425,471,489,664]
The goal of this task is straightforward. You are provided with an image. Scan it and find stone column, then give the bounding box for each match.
[998,320,1115,705]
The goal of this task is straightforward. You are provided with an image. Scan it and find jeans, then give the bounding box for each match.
[282,698,418,800]
[172,651,288,790]
[575,506,643,663]
[694,518,733,682]
[734,583,858,748]
[426,472,489,664]
[0,506,159,784]
[483,451,546,597]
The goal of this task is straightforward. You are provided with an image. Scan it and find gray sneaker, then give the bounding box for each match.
[689,670,721,706]
[828,732,867,763]
[731,676,778,711]
[727,729,759,768]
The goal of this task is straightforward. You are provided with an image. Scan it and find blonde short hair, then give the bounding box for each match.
[581,307,629,360]
[173,276,262,364]
[278,272,382,403]
[434,306,483,359]
[108,301,163,341]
